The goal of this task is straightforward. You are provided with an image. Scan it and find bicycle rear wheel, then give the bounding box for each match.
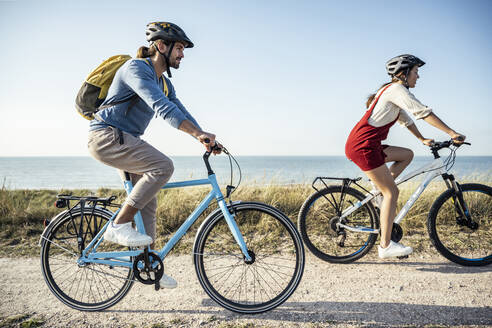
[40,207,134,311]
[428,183,492,266]
[298,186,379,263]
[194,202,304,313]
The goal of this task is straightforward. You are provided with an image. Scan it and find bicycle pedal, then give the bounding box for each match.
[154,282,160,291]
[397,255,409,259]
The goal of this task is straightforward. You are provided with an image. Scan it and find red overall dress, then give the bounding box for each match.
[345,84,398,171]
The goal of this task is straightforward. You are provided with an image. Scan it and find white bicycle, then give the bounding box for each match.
[298,140,492,266]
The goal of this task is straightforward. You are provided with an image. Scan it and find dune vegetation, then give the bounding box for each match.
[0,181,489,257]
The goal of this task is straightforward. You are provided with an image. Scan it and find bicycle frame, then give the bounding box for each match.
[337,157,449,234]
[78,172,252,268]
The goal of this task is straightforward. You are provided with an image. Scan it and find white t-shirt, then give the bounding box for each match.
[368,83,432,128]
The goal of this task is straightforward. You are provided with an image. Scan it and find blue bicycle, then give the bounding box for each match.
[40,145,305,313]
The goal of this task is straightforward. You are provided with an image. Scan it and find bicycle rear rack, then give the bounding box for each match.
[55,194,120,209]
[45,194,121,227]
[311,176,364,193]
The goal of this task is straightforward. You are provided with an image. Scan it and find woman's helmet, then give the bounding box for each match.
[386,54,425,76]
[145,22,194,48]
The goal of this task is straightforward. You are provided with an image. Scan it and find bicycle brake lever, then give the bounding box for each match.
[226,185,235,198]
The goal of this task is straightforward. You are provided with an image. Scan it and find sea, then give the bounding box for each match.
[0,156,491,190]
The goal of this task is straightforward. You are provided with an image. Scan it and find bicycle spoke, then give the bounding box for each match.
[194,252,242,260]
[42,236,79,257]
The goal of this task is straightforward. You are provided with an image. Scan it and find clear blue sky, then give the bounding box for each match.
[0,0,491,156]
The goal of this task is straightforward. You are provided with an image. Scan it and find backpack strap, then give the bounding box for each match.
[121,59,169,116]
[99,94,139,111]
[144,58,169,96]
[94,58,170,115]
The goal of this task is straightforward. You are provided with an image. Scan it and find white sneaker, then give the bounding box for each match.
[159,273,177,289]
[103,222,152,247]
[378,240,413,259]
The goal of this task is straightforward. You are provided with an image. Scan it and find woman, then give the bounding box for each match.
[345,54,465,258]
[88,22,220,287]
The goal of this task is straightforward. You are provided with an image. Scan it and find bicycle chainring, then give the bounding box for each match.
[133,251,164,285]
[391,223,403,243]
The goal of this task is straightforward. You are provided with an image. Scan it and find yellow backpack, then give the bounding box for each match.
[75,55,168,120]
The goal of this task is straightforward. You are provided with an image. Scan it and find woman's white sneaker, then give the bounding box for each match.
[378,240,413,258]
[159,273,177,289]
[103,222,153,247]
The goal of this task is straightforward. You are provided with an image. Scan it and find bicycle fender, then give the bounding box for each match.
[39,209,70,247]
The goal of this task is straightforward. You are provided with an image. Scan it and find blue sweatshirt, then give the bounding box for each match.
[89,58,201,137]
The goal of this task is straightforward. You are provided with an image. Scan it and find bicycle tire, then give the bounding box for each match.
[298,186,379,263]
[40,207,134,311]
[193,202,304,313]
[427,183,492,266]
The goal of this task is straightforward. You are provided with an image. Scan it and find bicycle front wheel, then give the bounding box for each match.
[428,183,492,266]
[193,202,304,314]
[298,186,379,263]
[40,207,134,311]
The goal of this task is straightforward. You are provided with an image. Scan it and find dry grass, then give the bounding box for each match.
[0,181,489,257]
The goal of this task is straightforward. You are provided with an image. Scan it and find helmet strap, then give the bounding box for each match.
[153,41,174,78]
[393,69,410,88]
[165,42,175,78]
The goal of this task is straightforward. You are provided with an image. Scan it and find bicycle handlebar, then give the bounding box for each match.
[202,138,223,175]
[430,139,471,158]
[430,139,471,152]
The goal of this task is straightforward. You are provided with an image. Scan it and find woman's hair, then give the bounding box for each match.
[365,71,407,108]
[136,40,170,58]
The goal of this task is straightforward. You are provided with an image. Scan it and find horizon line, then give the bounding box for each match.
[1,154,492,158]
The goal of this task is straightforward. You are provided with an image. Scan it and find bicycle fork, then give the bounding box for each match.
[203,148,252,262]
[442,174,478,230]
[215,197,253,262]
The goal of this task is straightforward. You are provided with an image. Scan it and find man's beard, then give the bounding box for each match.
[171,59,180,69]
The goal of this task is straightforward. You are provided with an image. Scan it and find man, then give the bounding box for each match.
[88,22,220,288]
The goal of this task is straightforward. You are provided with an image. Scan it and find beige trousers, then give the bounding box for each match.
[88,127,174,240]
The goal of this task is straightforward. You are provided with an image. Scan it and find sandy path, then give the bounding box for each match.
[1,253,491,327]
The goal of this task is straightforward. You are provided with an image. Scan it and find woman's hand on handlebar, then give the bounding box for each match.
[421,138,435,146]
[449,131,466,145]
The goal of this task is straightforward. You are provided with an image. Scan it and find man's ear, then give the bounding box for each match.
[156,40,167,53]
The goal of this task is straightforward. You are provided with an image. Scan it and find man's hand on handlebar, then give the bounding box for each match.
[197,133,222,155]
[211,141,223,155]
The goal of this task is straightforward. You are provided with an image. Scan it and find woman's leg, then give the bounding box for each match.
[383,145,414,179]
[364,164,399,248]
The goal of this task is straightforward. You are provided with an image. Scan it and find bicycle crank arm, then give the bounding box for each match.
[337,223,379,234]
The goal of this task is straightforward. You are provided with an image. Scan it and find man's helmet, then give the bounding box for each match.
[146,22,194,48]
[386,54,425,76]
